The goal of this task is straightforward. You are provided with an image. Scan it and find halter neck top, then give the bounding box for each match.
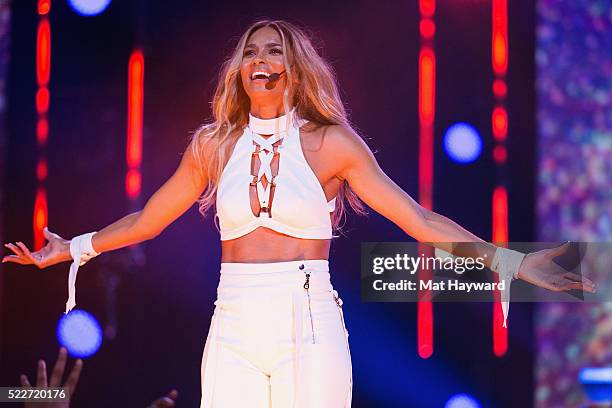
[215,113,336,241]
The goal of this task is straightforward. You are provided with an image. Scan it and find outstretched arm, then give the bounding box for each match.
[329,125,595,293]
[329,125,495,260]
[3,139,208,268]
[90,139,207,253]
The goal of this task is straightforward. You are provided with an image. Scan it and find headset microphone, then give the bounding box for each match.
[265,71,286,90]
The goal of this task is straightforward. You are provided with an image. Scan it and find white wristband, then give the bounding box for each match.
[66,232,100,314]
[490,247,526,328]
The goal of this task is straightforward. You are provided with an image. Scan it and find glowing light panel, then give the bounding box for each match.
[443,123,482,164]
[68,0,112,16]
[57,310,103,358]
[445,394,482,408]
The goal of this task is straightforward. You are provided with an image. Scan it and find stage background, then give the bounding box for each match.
[3,1,594,407]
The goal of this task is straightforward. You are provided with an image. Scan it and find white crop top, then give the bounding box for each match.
[215,111,336,241]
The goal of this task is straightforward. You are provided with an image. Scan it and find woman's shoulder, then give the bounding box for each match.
[186,124,244,166]
[299,121,373,180]
[300,121,366,151]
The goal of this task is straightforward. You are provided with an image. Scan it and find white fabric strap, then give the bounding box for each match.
[250,130,285,211]
[434,246,525,328]
[490,247,525,328]
[66,232,100,314]
[248,109,295,135]
[248,109,307,213]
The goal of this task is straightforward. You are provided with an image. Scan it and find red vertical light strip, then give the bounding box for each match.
[36,19,50,86]
[126,50,144,200]
[418,49,435,210]
[492,187,508,244]
[492,107,508,141]
[36,117,48,145]
[492,0,508,75]
[418,0,436,359]
[33,188,48,250]
[417,255,434,359]
[492,0,509,356]
[419,49,436,128]
[37,0,50,15]
[420,0,435,17]
[36,160,48,181]
[492,186,508,356]
[34,1,51,250]
[36,87,50,114]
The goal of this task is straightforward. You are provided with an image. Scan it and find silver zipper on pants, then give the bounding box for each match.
[303,271,316,344]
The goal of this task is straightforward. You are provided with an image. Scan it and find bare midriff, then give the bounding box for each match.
[221,227,331,263]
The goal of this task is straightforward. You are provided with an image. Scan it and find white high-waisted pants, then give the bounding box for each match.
[200,259,352,407]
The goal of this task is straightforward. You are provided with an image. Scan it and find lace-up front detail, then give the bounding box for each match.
[249,131,284,217]
[216,112,337,241]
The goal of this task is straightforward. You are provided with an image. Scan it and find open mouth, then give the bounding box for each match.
[251,70,271,81]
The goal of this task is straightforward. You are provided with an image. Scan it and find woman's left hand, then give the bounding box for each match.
[516,242,597,293]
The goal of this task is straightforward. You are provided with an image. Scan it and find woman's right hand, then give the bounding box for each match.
[2,227,72,269]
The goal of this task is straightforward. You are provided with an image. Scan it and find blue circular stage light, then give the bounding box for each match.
[445,393,482,408]
[56,310,103,358]
[67,0,112,16]
[443,122,482,164]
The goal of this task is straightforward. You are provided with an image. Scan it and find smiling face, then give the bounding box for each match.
[239,26,289,117]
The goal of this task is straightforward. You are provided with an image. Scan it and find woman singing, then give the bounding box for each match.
[3,19,596,408]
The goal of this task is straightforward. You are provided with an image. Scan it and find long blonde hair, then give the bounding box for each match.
[190,19,368,237]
